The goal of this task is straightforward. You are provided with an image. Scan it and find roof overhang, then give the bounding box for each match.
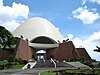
[29,42,59,49]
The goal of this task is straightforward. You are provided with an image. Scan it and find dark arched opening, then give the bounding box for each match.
[31,36,57,44]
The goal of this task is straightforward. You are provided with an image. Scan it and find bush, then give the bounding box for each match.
[0,62,10,70]
[7,55,15,62]
[14,58,28,65]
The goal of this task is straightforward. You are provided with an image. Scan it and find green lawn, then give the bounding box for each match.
[40,71,56,75]
[40,70,80,75]
[0,62,24,70]
[8,64,24,70]
[0,62,8,66]
[40,69,100,75]
[0,62,9,69]
[65,69,81,73]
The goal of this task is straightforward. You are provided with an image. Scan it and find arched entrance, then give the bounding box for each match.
[36,50,46,60]
[30,36,58,60]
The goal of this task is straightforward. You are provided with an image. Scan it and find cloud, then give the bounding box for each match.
[72,37,83,47]
[82,0,100,5]
[87,31,100,42]
[67,34,73,40]
[73,6,100,24]
[63,34,74,41]
[73,31,100,48]
[0,0,29,31]
[72,31,100,61]
[0,0,3,6]
[1,20,20,31]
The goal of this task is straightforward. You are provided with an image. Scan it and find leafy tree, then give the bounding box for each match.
[0,26,16,50]
[94,46,100,52]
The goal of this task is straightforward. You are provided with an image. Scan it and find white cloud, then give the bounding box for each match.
[73,6,100,24]
[63,34,74,41]
[67,34,73,40]
[82,0,100,5]
[0,0,3,6]
[72,31,100,61]
[0,0,29,31]
[72,37,83,47]
[87,31,100,42]
[1,20,20,31]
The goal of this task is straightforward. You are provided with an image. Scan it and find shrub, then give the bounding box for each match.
[7,55,15,62]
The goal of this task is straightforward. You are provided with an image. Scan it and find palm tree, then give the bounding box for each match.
[0,26,16,50]
[94,46,100,52]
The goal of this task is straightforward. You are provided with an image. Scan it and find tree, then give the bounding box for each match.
[0,26,16,50]
[94,46,100,52]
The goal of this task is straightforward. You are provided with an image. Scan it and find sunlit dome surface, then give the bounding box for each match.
[12,17,63,43]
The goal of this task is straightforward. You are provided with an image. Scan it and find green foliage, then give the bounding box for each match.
[8,64,24,70]
[0,62,8,66]
[0,26,16,50]
[15,58,23,64]
[0,61,24,70]
[14,58,28,65]
[7,55,15,62]
[40,71,56,75]
[0,62,15,70]
[40,69,100,75]
[65,69,81,73]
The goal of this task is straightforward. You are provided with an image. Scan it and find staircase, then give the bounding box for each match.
[22,59,87,69]
[22,60,37,70]
[34,60,54,68]
[34,59,74,68]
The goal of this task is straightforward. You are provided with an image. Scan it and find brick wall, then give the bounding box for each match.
[15,38,32,61]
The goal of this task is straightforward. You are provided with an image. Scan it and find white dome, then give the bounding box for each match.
[12,17,63,43]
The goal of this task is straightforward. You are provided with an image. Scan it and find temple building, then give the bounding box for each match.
[12,17,91,61]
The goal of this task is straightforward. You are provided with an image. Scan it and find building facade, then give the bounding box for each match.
[12,17,91,61]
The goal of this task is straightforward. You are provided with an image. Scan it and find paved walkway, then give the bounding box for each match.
[0,67,76,75]
[66,62,90,69]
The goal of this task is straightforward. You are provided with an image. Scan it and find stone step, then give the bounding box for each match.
[34,60,54,68]
[34,60,74,68]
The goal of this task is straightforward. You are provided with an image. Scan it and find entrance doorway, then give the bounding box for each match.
[36,50,46,60]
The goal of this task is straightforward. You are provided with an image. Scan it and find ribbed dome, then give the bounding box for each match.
[12,17,63,43]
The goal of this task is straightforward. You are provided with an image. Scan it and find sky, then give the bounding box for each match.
[0,0,100,61]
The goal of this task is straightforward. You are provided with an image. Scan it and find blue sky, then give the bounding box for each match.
[0,0,100,60]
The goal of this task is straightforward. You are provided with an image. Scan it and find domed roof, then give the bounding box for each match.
[12,17,63,43]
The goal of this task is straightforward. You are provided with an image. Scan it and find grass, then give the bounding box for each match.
[40,69,80,75]
[8,64,24,70]
[0,62,9,69]
[40,69,100,75]
[65,69,81,73]
[0,62,8,66]
[40,71,56,75]
[83,69,100,75]
[0,62,24,70]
